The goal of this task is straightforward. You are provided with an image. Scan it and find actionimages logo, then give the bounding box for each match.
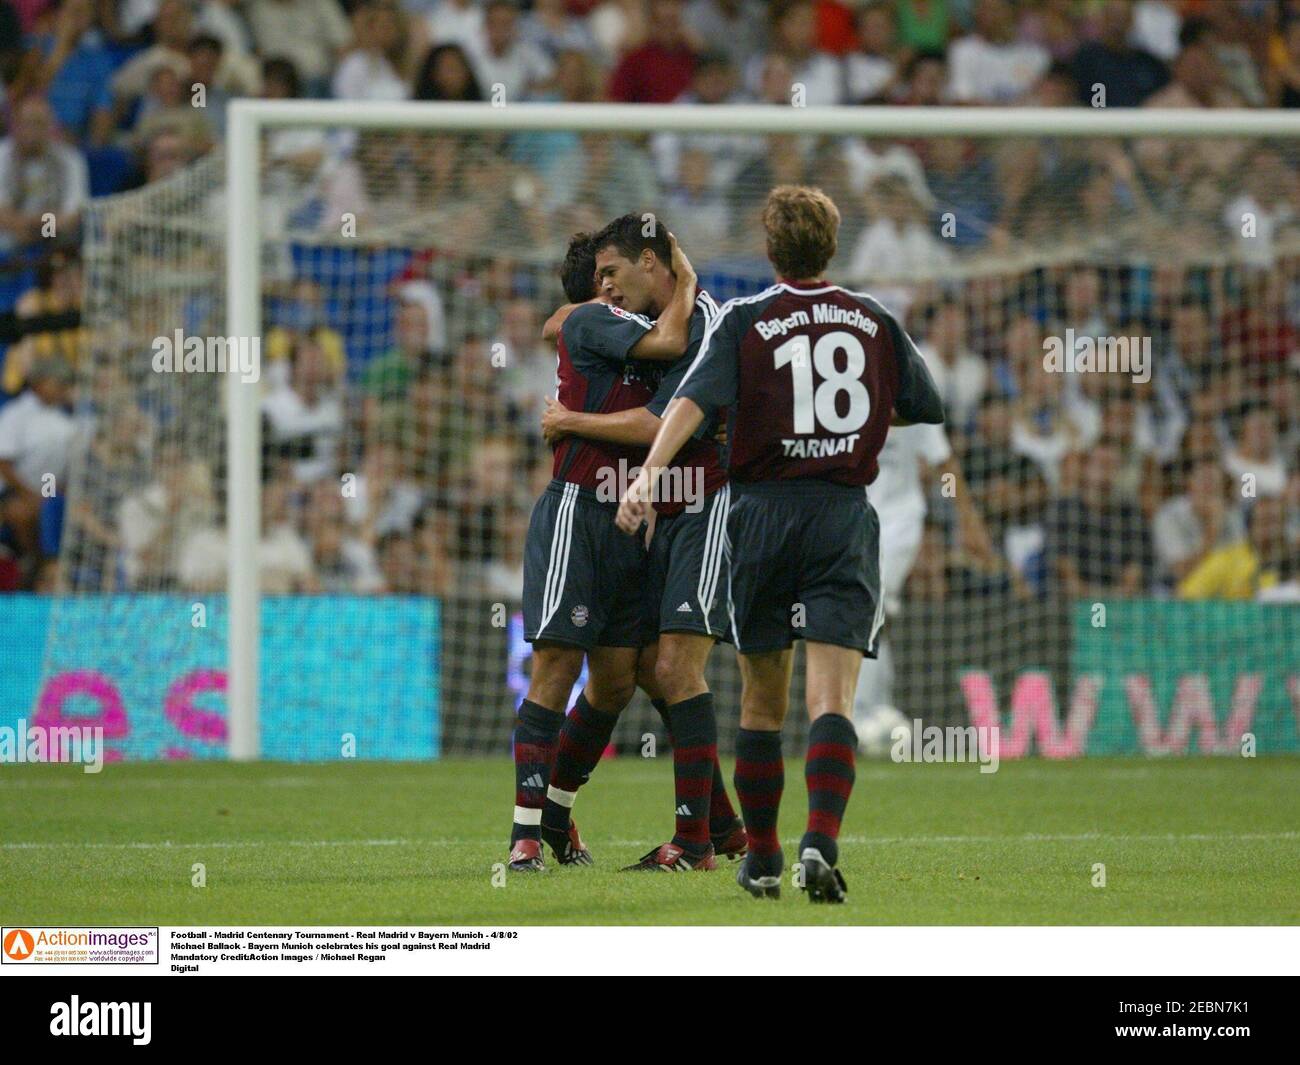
[50,996,151,1045]
[1,926,160,964]
[3,928,34,960]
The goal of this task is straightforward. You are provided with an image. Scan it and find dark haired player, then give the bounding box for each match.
[507,225,700,872]
[541,215,746,872]
[617,186,945,901]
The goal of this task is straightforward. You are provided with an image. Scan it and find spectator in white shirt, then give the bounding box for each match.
[303,479,383,593]
[262,337,344,484]
[333,0,413,101]
[0,357,76,566]
[117,450,217,589]
[466,0,554,103]
[651,51,756,191]
[178,471,316,593]
[246,0,353,96]
[918,302,988,432]
[0,95,88,254]
[114,0,259,101]
[1224,403,1290,500]
[665,148,729,253]
[521,0,598,63]
[1153,458,1244,586]
[745,0,843,107]
[424,0,485,51]
[494,297,554,433]
[254,487,316,593]
[346,438,425,538]
[110,0,193,112]
[841,136,930,206]
[1130,0,1182,63]
[849,174,953,282]
[1005,317,1098,488]
[947,0,1049,104]
[684,0,766,72]
[847,1,900,103]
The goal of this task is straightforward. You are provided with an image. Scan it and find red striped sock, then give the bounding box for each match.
[709,755,738,829]
[734,727,784,868]
[800,714,857,867]
[511,699,562,844]
[542,694,619,830]
[665,693,716,852]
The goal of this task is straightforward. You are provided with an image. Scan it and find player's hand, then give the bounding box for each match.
[667,232,695,286]
[541,396,570,445]
[542,303,578,343]
[616,470,652,535]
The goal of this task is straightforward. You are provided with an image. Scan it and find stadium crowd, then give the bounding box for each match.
[0,0,1296,607]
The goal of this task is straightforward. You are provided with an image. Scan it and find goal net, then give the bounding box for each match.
[36,104,1300,762]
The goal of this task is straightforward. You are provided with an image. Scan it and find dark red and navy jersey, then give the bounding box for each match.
[643,290,728,515]
[553,301,661,490]
[673,280,944,487]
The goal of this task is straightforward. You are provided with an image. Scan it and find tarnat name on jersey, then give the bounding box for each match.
[782,433,861,458]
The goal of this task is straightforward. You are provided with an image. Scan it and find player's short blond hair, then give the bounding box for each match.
[762,185,841,281]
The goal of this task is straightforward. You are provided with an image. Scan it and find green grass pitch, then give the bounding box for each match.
[2,757,1297,925]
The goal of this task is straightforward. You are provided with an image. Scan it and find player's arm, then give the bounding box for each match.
[627,234,697,362]
[541,397,660,446]
[1054,555,1090,599]
[542,303,582,343]
[1118,561,1143,599]
[890,316,945,425]
[543,328,718,447]
[0,457,36,497]
[936,456,999,567]
[616,300,740,533]
[616,395,706,534]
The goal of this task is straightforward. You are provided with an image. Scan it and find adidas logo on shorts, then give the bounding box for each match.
[676,602,692,613]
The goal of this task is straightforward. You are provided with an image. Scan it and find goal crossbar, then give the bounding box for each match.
[223,101,1300,760]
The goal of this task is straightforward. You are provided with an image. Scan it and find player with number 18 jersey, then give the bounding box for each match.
[617,186,943,904]
[673,278,944,656]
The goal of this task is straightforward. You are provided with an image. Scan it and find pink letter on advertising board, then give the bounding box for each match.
[34,670,128,761]
[164,669,228,744]
[961,671,1098,758]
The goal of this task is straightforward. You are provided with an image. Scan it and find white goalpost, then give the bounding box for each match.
[201,100,1298,759]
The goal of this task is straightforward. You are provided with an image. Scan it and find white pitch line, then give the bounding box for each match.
[0,839,429,850]
[0,777,318,789]
[3,831,1297,852]
[0,764,1274,790]
[833,831,1300,845]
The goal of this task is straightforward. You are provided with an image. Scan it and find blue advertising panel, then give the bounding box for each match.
[0,596,440,761]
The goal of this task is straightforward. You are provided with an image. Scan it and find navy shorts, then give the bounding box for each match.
[646,485,731,640]
[726,480,882,657]
[523,479,648,651]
